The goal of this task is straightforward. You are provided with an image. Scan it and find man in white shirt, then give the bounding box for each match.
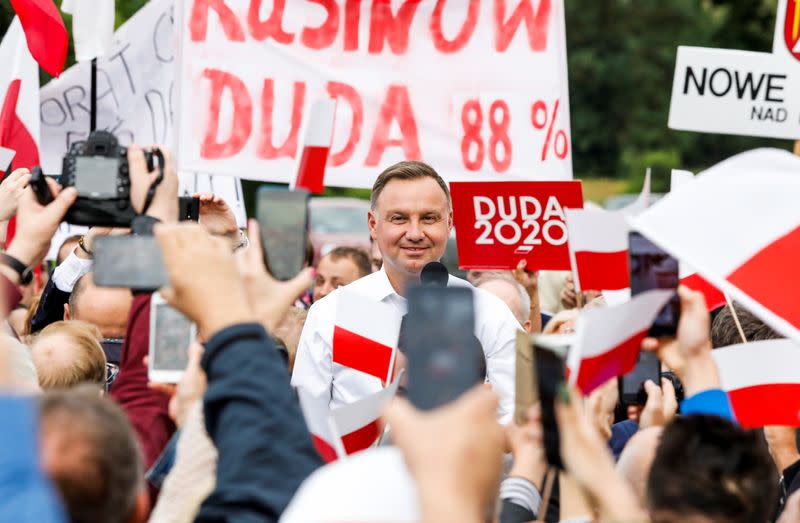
[292,161,520,423]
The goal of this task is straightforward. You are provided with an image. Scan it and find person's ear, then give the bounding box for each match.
[368,210,378,240]
[447,209,454,231]
[128,488,150,523]
[523,320,532,333]
[63,303,70,321]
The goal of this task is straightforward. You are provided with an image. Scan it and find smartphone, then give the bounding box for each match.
[178,196,200,221]
[30,167,54,205]
[405,286,483,411]
[515,331,537,425]
[93,236,168,291]
[533,334,571,470]
[148,293,196,383]
[255,188,309,280]
[629,232,680,337]
[619,350,661,405]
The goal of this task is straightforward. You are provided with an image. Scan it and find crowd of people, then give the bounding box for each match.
[0,142,797,523]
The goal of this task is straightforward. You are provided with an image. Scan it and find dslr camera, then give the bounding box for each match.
[31,131,164,227]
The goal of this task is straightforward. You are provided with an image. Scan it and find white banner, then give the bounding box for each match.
[668,46,800,139]
[176,0,572,187]
[38,0,246,225]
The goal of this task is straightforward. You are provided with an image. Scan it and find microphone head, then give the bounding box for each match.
[421,261,449,287]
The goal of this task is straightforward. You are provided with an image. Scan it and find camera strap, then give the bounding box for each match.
[140,149,166,215]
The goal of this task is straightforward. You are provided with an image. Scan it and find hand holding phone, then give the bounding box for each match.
[619,350,661,405]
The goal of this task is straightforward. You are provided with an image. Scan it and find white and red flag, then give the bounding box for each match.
[565,170,650,293]
[669,169,726,311]
[298,373,403,462]
[61,0,115,62]
[568,289,674,394]
[292,99,336,195]
[630,149,800,341]
[712,339,800,427]
[9,0,67,77]
[0,18,40,175]
[333,289,402,382]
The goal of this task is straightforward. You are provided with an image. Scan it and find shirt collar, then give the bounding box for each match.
[364,267,399,302]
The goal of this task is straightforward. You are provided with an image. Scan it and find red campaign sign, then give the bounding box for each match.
[451,181,583,271]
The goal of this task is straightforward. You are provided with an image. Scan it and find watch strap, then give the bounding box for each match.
[0,253,33,285]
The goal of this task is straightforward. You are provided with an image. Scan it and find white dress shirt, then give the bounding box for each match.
[291,268,519,423]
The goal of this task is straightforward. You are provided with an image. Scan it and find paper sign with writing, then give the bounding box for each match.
[668,46,800,139]
[450,181,583,271]
[175,0,572,187]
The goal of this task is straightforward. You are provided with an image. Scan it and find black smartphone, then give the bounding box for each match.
[532,335,570,470]
[30,167,54,205]
[629,231,680,337]
[405,286,483,411]
[178,196,200,221]
[619,350,661,405]
[93,236,168,291]
[255,188,309,281]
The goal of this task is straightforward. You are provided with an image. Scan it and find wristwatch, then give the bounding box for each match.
[0,253,33,285]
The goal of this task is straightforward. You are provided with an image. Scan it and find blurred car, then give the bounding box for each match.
[308,197,372,265]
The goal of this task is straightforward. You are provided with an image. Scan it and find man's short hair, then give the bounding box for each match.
[711,302,781,348]
[325,246,372,278]
[370,161,451,210]
[68,273,91,319]
[33,320,107,390]
[647,415,776,523]
[474,274,530,325]
[39,386,143,523]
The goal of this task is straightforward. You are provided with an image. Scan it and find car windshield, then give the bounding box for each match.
[310,206,369,235]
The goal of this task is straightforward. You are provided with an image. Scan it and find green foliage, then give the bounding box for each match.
[621,149,681,193]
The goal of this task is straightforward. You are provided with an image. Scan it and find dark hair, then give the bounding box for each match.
[325,247,371,278]
[647,415,776,523]
[711,302,781,348]
[370,161,451,210]
[39,386,142,523]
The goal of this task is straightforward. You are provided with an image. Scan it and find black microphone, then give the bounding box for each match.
[420,261,449,287]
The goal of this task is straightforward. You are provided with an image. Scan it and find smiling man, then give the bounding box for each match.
[292,161,518,422]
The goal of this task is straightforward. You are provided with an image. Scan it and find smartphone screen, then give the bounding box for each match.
[629,232,680,337]
[75,156,119,198]
[620,350,661,405]
[405,286,483,411]
[533,335,570,470]
[178,196,200,221]
[93,236,168,291]
[256,188,309,281]
[148,296,195,383]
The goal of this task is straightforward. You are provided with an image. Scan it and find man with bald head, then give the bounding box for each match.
[475,276,532,332]
[65,273,132,339]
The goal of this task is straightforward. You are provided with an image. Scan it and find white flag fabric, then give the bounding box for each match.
[292,99,336,194]
[61,0,115,62]
[280,447,419,523]
[712,339,800,427]
[0,146,15,172]
[568,289,674,394]
[630,149,800,341]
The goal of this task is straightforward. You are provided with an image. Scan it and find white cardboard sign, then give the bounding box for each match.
[668,2,800,140]
[175,0,572,187]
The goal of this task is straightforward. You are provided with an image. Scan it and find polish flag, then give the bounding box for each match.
[292,99,336,194]
[669,169,726,311]
[712,339,800,428]
[330,372,402,455]
[9,0,68,77]
[630,149,800,341]
[297,389,340,463]
[568,289,674,394]
[297,373,403,462]
[565,170,650,293]
[333,289,403,382]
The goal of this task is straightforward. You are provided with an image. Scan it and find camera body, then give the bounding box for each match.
[59,131,161,226]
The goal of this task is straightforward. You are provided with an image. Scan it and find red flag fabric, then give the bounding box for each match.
[631,149,800,341]
[713,339,800,427]
[293,99,336,194]
[332,289,402,382]
[10,0,68,77]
